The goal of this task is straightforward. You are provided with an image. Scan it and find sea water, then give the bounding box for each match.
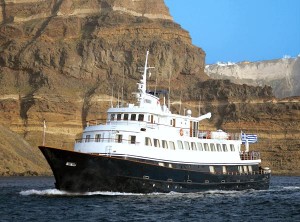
[0,176,299,222]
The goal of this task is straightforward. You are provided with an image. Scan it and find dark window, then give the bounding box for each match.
[204,143,209,151]
[124,114,129,120]
[153,139,160,147]
[117,114,122,120]
[95,134,101,142]
[131,114,136,121]
[184,141,190,150]
[191,142,197,151]
[138,114,144,121]
[223,144,228,152]
[145,137,152,146]
[197,142,203,151]
[177,140,184,149]
[110,114,115,121]
[130,135,136,144]
[210,143,216,151]
[162,140,168,149]
[169,141,175,150]
[85,135,90,142]
[116,134,122,143]
[230,144,235,151]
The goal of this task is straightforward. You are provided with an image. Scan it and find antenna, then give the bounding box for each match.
[179,90,182,114]
[136,50,155,106]
[121,67,125,107]
[154,73,158,96]
[110,87,114,108]
[198,95,201,116]
[117,87,120,108]
[168,71,171,108]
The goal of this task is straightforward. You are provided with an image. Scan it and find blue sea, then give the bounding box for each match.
[0,176,299,222]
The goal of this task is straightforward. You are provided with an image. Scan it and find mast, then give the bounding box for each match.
[136,50,155,106]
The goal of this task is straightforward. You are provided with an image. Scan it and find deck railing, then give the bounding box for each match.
[75,137,140,145]
[240,151,261,160]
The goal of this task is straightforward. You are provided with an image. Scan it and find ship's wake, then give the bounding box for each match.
[20,186,298,197]
[19,189,147,196]
[19,189,250,197]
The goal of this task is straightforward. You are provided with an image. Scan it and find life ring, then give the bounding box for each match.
[180,128,184,136]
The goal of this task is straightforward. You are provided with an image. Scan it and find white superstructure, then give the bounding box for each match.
[74,51,261,168]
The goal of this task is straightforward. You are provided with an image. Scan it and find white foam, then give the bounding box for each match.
[19,189,150,196]
[283,186,300,190]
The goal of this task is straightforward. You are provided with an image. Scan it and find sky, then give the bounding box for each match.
[164,0,300,64]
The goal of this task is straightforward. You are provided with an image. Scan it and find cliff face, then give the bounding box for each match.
[0,0,205,136]
[0,0,299,176]
[0,124,50,175]
[205,57,300,98]
[0,0,207,175]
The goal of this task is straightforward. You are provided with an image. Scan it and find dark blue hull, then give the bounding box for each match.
[39,146,270,193]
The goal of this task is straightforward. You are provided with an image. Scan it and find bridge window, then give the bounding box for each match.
[177,140,184,149]
[153,139,160,147]
[117,114,122,120]
[131,114,136,121]
[138,114,144,121]
[191,142,197,151]
[124,114,129,120]
[162,140,168,149]
[169,141,175,150]
[110,114,115,121]
[184,141,190,150]
[95,134,101,142]
[222,144,228,152]
[145,137,152,146]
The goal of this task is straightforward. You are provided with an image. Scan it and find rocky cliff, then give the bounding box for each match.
[205,57,300,98]
[0,0,299,176]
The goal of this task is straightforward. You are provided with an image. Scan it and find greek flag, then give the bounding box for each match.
[241,133,258,144]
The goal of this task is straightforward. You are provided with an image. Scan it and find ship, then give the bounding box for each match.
[39,51,271,193]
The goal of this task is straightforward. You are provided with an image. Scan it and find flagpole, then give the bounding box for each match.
[43,119,46,146]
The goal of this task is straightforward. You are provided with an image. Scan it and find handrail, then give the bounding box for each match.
[240,151,261,160]
[86,119,107,126]
[209,169,269,175]
[198,131,241,140]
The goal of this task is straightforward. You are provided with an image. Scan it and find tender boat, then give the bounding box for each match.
[39,51,271,193]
